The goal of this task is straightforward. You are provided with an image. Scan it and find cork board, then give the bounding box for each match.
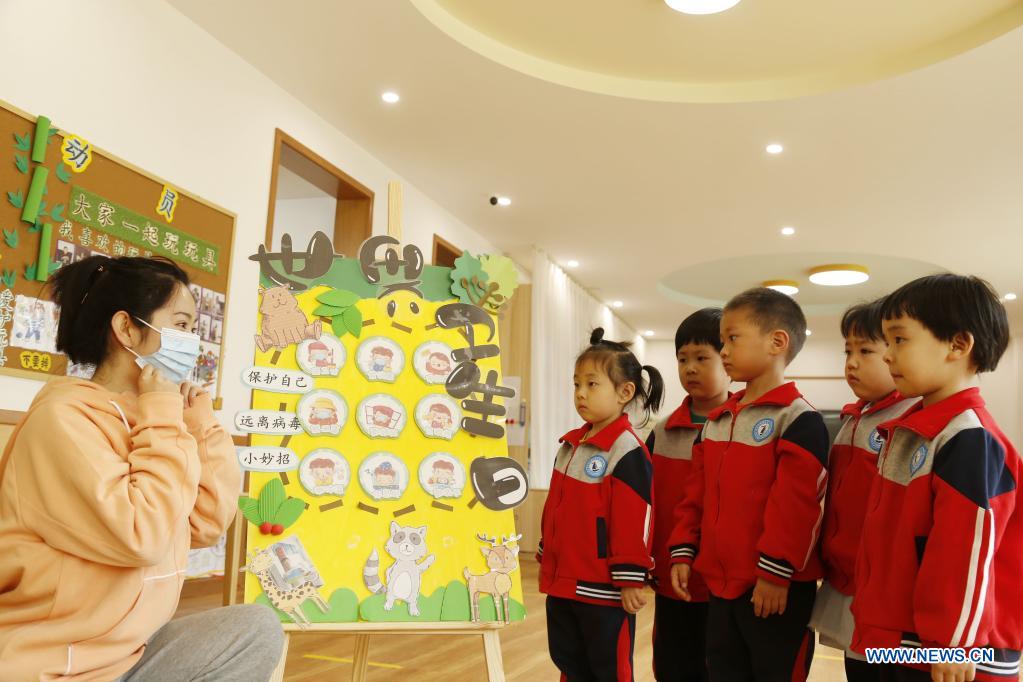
[0,99,235,400]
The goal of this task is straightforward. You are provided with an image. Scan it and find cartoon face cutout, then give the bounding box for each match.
[297,390,348,436]
[297,334,346,377]
[414,394,461,440]
[356,336,405,382]
[413,341,454,385]
[356,395,406,439]
[358,453,409,501]
[298,449,350,497]
[418,453,466,500]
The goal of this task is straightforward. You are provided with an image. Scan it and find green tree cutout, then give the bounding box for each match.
[314,288,363,338]
[238,478,305,536]
[450,251,519,312]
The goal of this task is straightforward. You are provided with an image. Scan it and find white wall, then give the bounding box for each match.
[0,0,498,419]
[272,197,336,250]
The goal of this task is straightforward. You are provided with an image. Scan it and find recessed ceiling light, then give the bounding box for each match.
[763,279,800,296]
[1005,293,1017,301]
[381,91,400,104]
[664,0,741,15]
[611,300,624,309]
[643,330,655,337]
[565,260,579,268]
[780,226,796,236]
[806,329,813,336]
[808,264,870,286]
[766,143,784,155]
[495,196,512,207]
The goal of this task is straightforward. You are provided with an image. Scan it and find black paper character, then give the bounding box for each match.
[470,457,528,511]
[249,231,334,291]
[358,235,424,296]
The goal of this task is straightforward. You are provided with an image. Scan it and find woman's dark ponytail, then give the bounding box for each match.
[49,255,189,366]
[577,328,663,424]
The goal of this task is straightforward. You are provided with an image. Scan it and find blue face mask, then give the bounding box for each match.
[126,317,202,384]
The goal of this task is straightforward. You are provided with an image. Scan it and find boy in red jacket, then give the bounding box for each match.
[646,308,731,681]
[810,300,917,681]
[668,287,829,682]
[851,274,1020,682]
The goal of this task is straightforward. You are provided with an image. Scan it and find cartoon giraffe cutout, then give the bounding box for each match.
[244,548,330,628]
[464,532,522,624]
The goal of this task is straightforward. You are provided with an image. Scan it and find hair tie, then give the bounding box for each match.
[80,265,107,304]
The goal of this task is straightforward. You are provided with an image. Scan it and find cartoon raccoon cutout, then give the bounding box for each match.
[363,521,436,616]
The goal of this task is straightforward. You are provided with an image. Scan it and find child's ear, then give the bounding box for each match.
[949,331,975,363]
[618,380,636,405]
[769,329,790,357]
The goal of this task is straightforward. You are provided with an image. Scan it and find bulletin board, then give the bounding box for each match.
[0,99,235,400]
[238,234,530,627]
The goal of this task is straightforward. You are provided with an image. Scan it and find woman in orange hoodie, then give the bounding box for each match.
[0,256,283,681]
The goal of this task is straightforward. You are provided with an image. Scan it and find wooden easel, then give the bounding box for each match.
[225,182,512,681]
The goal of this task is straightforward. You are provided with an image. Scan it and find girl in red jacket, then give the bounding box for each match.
[539,328,663,682]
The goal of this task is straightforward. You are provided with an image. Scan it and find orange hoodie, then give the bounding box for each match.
[0,377,240,681]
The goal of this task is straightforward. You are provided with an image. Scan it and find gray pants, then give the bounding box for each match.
[118,604,284,681]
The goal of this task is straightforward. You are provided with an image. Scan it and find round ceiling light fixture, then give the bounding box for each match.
[1004,292,1017,302]
[763,279,800,296]
[808,264,870,286]
[381,91,400,104]
[664,0,741,15]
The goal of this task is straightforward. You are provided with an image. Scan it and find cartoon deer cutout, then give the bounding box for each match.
[244,548,329,629]
[464,532,522,624]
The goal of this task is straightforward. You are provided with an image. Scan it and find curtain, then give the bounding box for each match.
[529,249,642,489]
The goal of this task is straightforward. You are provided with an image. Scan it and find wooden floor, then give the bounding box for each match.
[175,559,862,681]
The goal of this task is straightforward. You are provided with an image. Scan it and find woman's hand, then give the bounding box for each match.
[138,365,181,395]
[180,382,209,408]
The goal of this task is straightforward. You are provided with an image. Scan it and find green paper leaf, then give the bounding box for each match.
[317,288,360,308]
[1,270,16,288]
[343,306,363,338]
[51,260,61,272]
[450,250,488,305]
[28,222,41,234]
[36,200,47,219]
[24,263,37,281]
[13,132,31,151]
[330,315,347,338]
[7,190,23,209]
[55,165,70,183]
[14,155,28,174]
[3,229,18,248]
[42,184,48,197]
[49,203,64,222]
[257,479,286,524]
[313,303,345,318]
[274,497,306,528]
[479,255,519,310]
[47,127,59,140]
[238,496,262,525]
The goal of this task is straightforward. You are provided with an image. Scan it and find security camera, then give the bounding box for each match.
[489,196,499,206]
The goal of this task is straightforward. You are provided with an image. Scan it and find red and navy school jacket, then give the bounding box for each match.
[646,397,710,602]
[851,388,1022,679]
[538,413,654,607]
[821,392,918,596]
[668,382,830,599]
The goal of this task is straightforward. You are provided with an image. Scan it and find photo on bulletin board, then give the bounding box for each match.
[0,98,235,397]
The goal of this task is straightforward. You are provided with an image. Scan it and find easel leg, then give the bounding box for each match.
[482,630,505,682]
[269,632,290,682]
[351,633,371,682]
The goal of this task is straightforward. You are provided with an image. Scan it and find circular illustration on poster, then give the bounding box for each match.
[358,452,409,501]
[414,394,461,440]
[356,394,406,438]
[299,449,350,497]
[356,336,405,383]
[412,341,454,385]
[297,334,346,377]
[297,390,348,436]
[418,452,466,500]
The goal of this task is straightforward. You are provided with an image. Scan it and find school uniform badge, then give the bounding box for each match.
[752,418,775,442]
[910,444,928,475]
[868,429,884,453]
[584,455,608,478]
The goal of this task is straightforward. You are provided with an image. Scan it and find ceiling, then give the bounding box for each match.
[169,0,1023,337]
